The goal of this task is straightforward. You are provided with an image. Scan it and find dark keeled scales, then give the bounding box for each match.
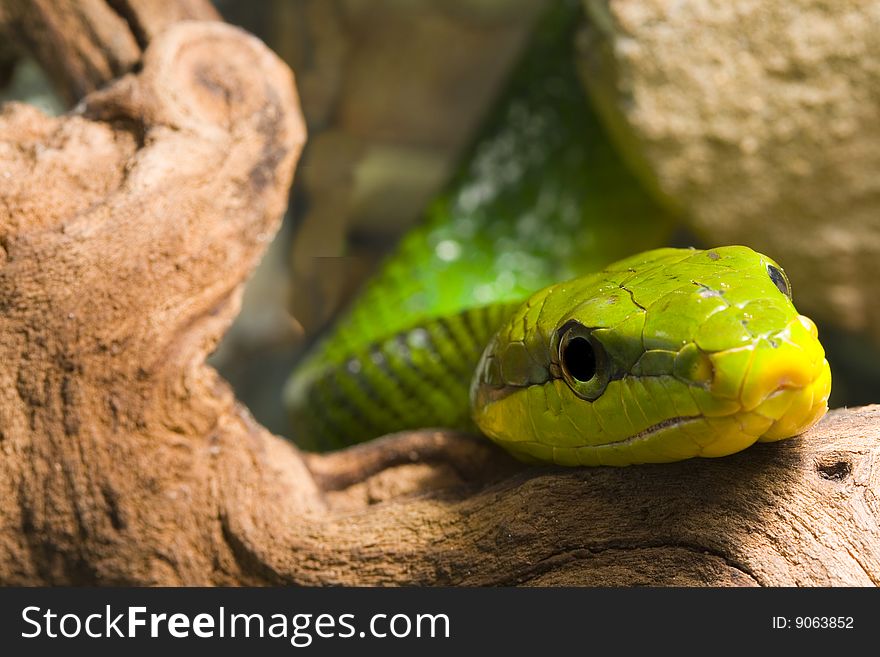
[294,304,516,450]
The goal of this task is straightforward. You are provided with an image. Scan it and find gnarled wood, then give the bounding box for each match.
[0,0,878,586]
[1,0,219,105]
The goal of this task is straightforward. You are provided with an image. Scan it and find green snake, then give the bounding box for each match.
[284,2,831,466]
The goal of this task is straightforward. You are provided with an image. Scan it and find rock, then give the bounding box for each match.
[579,0,880,342]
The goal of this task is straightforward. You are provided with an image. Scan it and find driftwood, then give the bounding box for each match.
[0,0,878,586]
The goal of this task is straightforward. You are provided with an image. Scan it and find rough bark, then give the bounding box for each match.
[1,0,878,586]
[1,0,219,105]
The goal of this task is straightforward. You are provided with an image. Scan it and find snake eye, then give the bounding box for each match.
[562,336,596,382]
[767,263,791,298]
[557,321,611,401]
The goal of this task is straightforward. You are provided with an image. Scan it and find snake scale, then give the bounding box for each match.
[284,1,831,466]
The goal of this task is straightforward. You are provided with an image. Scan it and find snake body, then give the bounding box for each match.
[284,3,831,465]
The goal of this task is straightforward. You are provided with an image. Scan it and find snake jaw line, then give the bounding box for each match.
[602,415,703,447]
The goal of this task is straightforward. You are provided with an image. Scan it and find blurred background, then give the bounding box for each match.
[3,0,879,437]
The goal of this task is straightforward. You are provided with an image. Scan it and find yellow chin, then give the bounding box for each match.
[497,414,758,467]
[754,356,831,442]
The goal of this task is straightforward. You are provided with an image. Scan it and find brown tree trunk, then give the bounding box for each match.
[0,0,878,586]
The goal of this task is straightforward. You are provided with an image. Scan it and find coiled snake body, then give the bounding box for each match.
[284,4,831,465]
[286,245,830,466]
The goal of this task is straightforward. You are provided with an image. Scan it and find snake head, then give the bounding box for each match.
[471,246,831,466]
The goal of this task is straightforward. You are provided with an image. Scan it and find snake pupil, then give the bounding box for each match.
[767,264,790,298]
[562,336,596,382]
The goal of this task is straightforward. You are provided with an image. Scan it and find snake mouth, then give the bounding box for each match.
[721,315,831,442]
[604,415,703,447]
[750,357,832,443]
[496,412,713,467]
